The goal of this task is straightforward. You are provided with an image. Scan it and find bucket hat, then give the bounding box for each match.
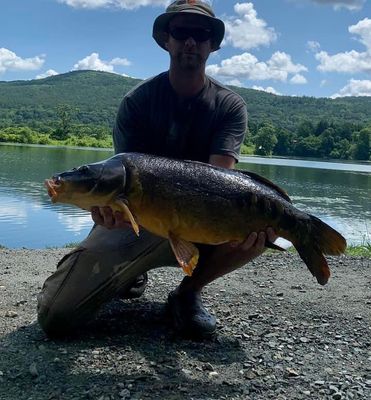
[152,0,225,52]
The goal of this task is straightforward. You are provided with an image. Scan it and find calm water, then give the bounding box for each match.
[0,144,370,248]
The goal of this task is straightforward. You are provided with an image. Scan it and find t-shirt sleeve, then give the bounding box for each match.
[209,95,247,162]
[113,89,148,154]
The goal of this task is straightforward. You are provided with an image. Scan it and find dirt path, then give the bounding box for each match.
[0,249,370,400]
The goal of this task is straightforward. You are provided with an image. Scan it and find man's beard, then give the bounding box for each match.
[176,52,204,71]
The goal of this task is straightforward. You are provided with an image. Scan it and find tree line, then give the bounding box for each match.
[0,105,370,161]
[0,70,370,160]
[247,119,370,160]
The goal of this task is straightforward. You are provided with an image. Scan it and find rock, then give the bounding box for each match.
[4,310,18,318]
[29,362,38,378]
[202,363,214,371]
[119,389,131,399]
[285,368,300,377]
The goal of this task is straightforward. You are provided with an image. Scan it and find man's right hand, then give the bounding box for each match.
[91,206,131,229]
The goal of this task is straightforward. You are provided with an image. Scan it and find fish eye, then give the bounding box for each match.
[78,165,89,172]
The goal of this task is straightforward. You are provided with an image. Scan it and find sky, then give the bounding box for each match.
[0,0,370,98]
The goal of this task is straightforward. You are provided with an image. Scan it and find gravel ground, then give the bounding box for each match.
[0,249,370,400]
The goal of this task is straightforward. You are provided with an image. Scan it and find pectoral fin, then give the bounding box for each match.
[168,232,199,276]
[114,200,140,236]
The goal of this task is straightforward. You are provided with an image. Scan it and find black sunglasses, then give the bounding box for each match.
[168,26,213,42]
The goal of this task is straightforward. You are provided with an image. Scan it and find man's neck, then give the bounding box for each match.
[168,67,206,99]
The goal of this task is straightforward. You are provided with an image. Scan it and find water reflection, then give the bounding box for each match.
[0,144,370,248]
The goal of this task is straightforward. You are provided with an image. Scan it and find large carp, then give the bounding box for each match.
[45,153,346,285]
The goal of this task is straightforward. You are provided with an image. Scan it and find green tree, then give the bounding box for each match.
[51,104,76,140]
[294,135,321,157]
[273,128,293,156]
[330,139,351,159]
[296,120,315,138]
[253,124,277,156]
[319,128,335,157]
[352,128,371,160]
[315,119,329,136]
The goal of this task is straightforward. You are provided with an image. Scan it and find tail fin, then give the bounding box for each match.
[293,215,347,286]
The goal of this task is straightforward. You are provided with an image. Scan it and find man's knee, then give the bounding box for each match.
[37,296,79,338]
[36,248,88,338]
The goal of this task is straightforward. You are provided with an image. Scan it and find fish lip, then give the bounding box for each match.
[44,178,62,202]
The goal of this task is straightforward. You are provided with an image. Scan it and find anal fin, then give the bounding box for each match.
[168,232,199,276]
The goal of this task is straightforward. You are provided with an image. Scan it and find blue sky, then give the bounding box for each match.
[0,0,370,98]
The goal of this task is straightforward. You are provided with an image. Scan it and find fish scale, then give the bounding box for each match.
[45,152,347,284]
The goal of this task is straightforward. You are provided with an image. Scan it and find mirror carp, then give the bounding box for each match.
[45,152,346,284]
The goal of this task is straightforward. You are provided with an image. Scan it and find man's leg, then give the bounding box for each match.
[37,225,175,338]
[168,231,271,338]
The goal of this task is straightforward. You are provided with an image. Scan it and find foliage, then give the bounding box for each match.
[0,70,370,159]
[345,243,371,257]
[253,123,277,155]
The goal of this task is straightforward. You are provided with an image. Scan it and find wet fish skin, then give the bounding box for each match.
[45,152,347,285]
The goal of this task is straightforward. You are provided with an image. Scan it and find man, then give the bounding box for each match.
[37,0,276,339]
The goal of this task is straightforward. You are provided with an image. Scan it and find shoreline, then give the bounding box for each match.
[2,141,370,166]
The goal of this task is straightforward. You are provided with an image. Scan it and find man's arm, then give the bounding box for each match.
[208,154,235,169]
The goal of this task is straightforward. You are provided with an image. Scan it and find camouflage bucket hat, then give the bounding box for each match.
[152,0,225,52]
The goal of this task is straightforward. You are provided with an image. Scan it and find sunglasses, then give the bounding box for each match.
[168,26,213,42]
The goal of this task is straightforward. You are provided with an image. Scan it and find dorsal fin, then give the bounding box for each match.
[236,169,292,203]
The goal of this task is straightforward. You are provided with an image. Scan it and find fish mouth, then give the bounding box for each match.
[44,177,63,202]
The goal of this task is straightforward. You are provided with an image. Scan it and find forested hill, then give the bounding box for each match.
[1,69,370,129]
[0,70,141,127]
[0,70,370,160]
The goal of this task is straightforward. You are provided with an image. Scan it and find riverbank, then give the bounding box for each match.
[0,249,370,400]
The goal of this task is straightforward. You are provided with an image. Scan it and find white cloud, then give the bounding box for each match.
[349,18,371,49]
[309,0,365,11]
[223,2,277,50]
[316,50,371,73]
[110,57,131,66]
[0,48,44,74]
[73,52,131,72]
[206,51,307,82]
[225,79,243,87]
[290,74,307,84]
[316,18,371,74]
[58,0,168,9]
[307,40,321,53]
[252,85,281,95]
[36,69,59,79]
[331,79,371,98]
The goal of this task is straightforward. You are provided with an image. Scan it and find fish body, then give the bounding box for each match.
[45,152,347,284]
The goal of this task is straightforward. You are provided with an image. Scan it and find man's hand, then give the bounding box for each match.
[226,227,278,265]
[91,206,131,229]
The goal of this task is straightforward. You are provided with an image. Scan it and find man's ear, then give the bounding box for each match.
[163,32,170,50]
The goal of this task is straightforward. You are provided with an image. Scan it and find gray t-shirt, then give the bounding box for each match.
[113,72,247,163]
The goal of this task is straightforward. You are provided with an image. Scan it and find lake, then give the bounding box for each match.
[0,143,370,248]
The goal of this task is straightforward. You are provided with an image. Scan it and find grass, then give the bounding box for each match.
[345,242,371,257]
